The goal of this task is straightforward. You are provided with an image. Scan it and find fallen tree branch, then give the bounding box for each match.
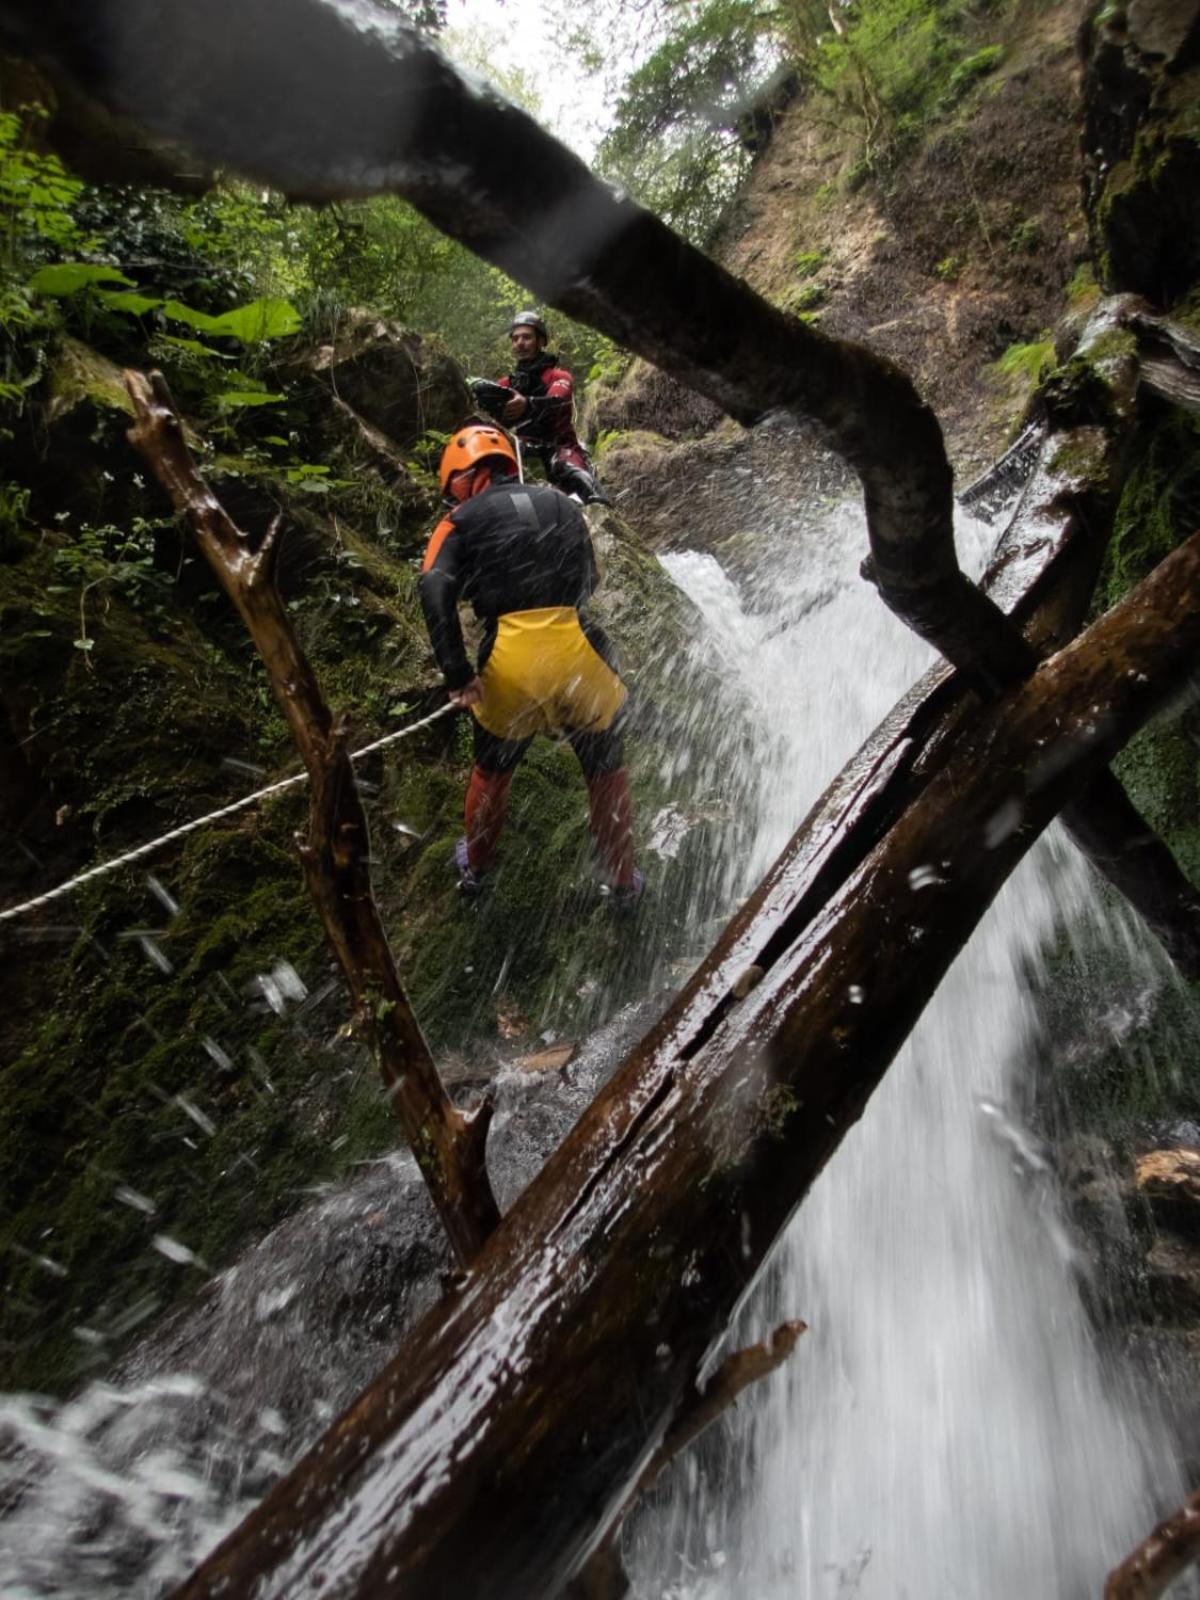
[1105,1486,1200,1600]
[650,1319,807,1488]
[867,299,1200,976]
[167,528,1200,1598]
[124,368,500,1266]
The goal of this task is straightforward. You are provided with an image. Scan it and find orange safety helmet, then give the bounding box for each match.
[438,424,518,495]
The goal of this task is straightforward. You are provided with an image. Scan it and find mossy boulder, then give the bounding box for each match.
[294,313,471,448]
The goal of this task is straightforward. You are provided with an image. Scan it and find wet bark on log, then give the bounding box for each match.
[166,530,1200,1598]
[1105,1486,1200,1600]
[124,369,499,1266]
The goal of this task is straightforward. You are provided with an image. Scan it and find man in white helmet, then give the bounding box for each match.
[476,310,607,503]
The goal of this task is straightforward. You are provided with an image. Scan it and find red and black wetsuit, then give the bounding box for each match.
[498,352,601,500]
[418,477,634,884]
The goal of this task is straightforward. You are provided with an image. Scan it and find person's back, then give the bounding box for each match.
[443,478,596,623]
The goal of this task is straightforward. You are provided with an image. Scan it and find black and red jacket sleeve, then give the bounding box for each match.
[417,513,475,690]
[523,365,572,427]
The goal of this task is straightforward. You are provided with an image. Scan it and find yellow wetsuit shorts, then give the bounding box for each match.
[473,607,626,743]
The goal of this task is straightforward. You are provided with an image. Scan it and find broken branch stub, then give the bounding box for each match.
[566,1319,807,1600]
[123,369,499,1266]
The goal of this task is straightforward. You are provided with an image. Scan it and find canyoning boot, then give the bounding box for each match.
[454,837,487,900]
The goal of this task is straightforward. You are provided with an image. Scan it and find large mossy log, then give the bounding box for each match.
[167,529,1200,1598]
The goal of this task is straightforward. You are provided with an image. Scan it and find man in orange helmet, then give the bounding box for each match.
[418,423,643,907]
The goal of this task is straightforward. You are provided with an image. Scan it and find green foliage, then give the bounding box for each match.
[595,0,1017,233]
[598,0,774,240]
[945,44,1004,97]
[1067,262,1101,308]
[162,295,302,342]
[990,337,1056,387]
[214,389,286,409]
[587,336,631,387]
[1009,215,1042,254]
[29,262,134,295]
[0,481,31,558]
[51,517,176,649]
[0,108,90,267]
[788,280,827,310]
[792,248,827,277]
[31,266,303,352]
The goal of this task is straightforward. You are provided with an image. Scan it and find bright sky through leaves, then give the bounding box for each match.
[444,0,644,158]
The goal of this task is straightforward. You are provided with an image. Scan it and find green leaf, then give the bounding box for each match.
[73,637,94,651]
[205,298,302,343]
[97,290,163,316]
[214,391,286,408]
[164,297,301,343]
[30,263,135,296]
[162,299,221,333]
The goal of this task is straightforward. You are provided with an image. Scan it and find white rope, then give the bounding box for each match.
[0,703,457,925]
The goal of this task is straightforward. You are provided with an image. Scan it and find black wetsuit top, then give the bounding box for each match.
[418,478,598,689]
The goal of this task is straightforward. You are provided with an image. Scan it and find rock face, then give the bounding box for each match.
[1081,0,1200,303]
[302,312,470,446]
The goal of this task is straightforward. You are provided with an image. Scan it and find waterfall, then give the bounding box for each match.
[628,502,1190,1597]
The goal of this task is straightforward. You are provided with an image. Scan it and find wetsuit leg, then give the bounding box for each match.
[570,724,635,889]
[467,722,532,872]
[549,443,607,505]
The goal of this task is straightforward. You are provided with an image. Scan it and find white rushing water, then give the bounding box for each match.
[631,503,1189,1598]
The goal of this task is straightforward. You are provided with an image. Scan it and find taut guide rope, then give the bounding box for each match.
[0,703,457,924]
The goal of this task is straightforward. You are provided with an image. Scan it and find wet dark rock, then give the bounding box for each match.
[1081,0,1200,304]
[0,998,668,1598]
[1146,1232,1200,1319]
[295,312,470,449]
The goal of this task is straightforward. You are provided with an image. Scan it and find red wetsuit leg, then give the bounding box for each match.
[465,766,514,872]
[585,768,635,888]
[553,440,590,474]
